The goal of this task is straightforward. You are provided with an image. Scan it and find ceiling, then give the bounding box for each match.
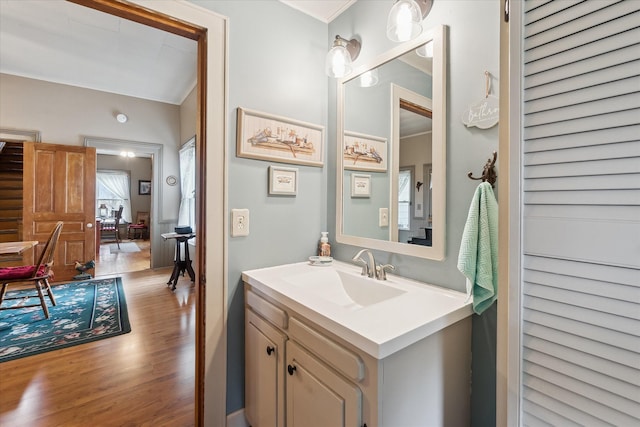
[0,0,428,138]
[0,0,354,105]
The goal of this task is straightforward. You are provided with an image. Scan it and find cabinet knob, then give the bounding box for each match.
[287,364,297,376]
[266,346,275,356]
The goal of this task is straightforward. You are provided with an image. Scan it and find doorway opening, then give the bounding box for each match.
[85,137,162,275]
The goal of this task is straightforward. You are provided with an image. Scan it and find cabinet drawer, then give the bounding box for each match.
[246,288,288,329]
[289,317,364,382]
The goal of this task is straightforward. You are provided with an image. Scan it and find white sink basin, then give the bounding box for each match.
[242,260,472,359]
[283,269,406,310]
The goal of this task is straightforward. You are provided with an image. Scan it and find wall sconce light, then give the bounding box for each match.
[386,0,434,42]
[326,35,361,78]
[359,69,379,87]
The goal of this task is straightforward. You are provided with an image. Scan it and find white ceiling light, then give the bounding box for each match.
[386,0,434,42]
[116,113,128,123]
[326,35,361,78]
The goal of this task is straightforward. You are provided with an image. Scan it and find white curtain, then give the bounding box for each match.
[398,169,411,230]
[178,138,196,231]
[97,171,132,223]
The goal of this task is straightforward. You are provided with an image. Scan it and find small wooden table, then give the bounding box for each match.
[0,241,38,256]
[161,232,196,290]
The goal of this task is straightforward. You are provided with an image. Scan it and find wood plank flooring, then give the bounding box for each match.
[0,240,196,426]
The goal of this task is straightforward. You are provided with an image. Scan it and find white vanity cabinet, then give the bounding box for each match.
[243,262,473,427]
[245,290,288,427]
[245,309,286,427]
[245,288,363,427]
[286,340,361,427]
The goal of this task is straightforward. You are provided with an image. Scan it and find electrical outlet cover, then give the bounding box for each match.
[231,208,250,237]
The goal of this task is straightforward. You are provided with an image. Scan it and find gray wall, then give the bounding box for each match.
[0,73,182,225]
[328,2,500,426]
[190,0,328,414]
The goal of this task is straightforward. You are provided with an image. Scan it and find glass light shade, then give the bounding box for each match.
[415,41,434,58]
[359,69,379,87]
[326,45,353,78]
[386,0,423,42]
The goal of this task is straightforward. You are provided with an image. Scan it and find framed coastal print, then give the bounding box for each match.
[138,180,151,195]
[351,173,371,198]
[343,131,387,172]
[268,166,298,196]
[237,107,324,167]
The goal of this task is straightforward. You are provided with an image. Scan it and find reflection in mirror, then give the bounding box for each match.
[337,25,446,260]
[395,99,432,246]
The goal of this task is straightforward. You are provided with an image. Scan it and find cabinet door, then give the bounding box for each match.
[286,340,361,427]
[245,310,286,427]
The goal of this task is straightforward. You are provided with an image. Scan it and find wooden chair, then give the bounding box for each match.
[100,205,123,248]
[0,221,64,319]
[127,211,149,240]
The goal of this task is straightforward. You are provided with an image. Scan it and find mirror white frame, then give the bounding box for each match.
[336,24,447,260]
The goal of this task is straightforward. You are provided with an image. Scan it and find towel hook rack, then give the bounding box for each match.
[468,151,497,187]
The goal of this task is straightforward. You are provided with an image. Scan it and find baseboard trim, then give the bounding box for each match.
[227,409,249,427]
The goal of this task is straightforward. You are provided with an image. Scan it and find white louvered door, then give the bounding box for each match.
[515,0,640,425]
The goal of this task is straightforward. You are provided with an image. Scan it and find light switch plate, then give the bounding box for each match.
[231,208,250,237]
[379,207,389,227]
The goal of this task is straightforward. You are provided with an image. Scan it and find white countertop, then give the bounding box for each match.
[242,260,473,359]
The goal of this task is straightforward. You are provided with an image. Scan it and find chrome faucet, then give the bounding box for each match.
[351,248,376,278]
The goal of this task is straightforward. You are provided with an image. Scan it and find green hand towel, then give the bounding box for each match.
[457,182,498,315]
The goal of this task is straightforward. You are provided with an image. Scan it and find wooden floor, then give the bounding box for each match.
[0,239,196,426]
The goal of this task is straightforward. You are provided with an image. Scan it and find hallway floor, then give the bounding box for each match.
[0,262,196,426]
[95,238,151,276]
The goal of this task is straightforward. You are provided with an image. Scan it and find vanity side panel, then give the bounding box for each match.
[380,317,472,427]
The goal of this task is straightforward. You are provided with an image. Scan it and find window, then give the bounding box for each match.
[178,138,196,231]
[398,168,412,230]
[96,170,132,223]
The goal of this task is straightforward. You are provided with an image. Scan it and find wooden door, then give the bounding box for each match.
[22,142,96,281]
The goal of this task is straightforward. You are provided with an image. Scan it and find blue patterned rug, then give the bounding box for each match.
[0,277,131,362]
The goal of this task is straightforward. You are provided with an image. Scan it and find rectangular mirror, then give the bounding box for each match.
[336,25,447,260]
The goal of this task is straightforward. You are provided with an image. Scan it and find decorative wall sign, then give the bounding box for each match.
[343,131,387,172]
[237,107,324,167]
[462,71,499,129]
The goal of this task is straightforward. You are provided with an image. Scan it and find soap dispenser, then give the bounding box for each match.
[318,232,331,257]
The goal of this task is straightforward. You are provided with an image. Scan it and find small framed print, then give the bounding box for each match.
[138,180,151,195]
[269,166,298,196]
[351,173,371,198]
